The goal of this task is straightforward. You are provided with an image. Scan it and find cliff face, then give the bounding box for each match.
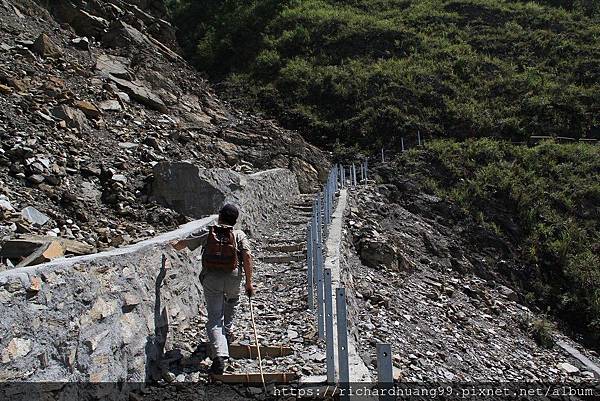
[0,0,327,265]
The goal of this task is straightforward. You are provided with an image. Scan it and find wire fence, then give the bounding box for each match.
[305,163,394,399]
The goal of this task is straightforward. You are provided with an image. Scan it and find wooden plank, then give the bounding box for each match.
[228,344,294,359]
[211,372,297,384]
[192,343,294,359]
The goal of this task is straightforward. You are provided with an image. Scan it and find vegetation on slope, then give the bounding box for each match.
[169,0,600,148]
[398,139,600,344]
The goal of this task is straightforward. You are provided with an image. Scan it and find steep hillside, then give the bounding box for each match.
[378,139,600,347]
[170,0,600,148]
[0,0,326,266]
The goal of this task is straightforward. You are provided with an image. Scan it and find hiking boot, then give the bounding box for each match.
[210,356,226,375]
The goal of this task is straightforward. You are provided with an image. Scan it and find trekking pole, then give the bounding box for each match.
[249,295,267,393]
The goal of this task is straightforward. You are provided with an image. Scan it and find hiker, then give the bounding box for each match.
[171,204,254,375]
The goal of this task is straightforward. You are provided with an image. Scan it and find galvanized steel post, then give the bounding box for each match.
[336,288,350,387]
[306,224,314,310]
[376,343,394,401]
[324,269,335,384]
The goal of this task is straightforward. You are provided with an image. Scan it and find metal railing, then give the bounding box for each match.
[307,162,398,399]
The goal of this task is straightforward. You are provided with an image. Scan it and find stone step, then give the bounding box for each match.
[259,253,305,264]
[264,243,305,253]
[288,220,309,226]
[292,205,313,212]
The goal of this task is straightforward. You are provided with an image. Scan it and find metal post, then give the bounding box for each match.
[315,195,324,339]
[324,269,335,384]
[418,131,421,146]
[401,137,405,152]
[323,186,328,226]
[336,288,350,399]
[306,225,314,310]
[381,148,384,163]
[377,343,394,401]
[316,240,324,340]
[316,196,321,246]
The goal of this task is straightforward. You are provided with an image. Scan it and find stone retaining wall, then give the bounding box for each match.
[151,164,300,237]
[0,166,301,385]
[0,216,216,383]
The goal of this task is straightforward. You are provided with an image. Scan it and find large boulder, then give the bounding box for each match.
[49,1,109,38]
[150,163,300,237]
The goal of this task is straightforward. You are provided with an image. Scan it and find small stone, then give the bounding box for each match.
[98,99,122,112]
[111,174,127,183]
[71,37,90,50]
[1,338,32,363]
[557,362,579,375]
[32,33,62,58]
[0,84,13,95]
[0,195,14,211]
[27,174,45,184]
[498,285,518,301]
[162,371,176,383]
[73,100,101,119]
[28,277,42,293]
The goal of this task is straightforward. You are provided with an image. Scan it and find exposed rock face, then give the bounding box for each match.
[151,164,300,237]
[340,178,600,383]
[0,0,327,266]
[0,216,215,382]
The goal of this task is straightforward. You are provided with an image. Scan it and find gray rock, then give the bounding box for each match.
[95,54,132,80]
[557,362,579,374]
[359,237,399,271]
[102,21,148,48]
[1,337,32,363]
[0,195,14,211]
[21,206,50,226]
[50,2,109,38]
[109,76,167,113]
[50,105,88,131]
[98,99,122,112]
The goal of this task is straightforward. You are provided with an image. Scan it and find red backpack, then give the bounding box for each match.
[202,225,238,271]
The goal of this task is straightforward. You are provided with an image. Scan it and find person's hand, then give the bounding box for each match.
[245,282,255,297]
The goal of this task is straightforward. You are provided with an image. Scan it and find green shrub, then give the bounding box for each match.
[171,0,600,149]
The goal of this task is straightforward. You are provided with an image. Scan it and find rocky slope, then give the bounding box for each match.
[343,170,600,383]
[0,0,326,268]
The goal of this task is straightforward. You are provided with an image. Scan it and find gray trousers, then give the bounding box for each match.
[200,269,243,358]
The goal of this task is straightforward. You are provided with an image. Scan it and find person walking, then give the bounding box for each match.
[172,204,254,374]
